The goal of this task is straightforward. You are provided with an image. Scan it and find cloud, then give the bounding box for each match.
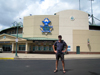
[0,0,30,26]
[0,0,100,31]
[0,24,9,31]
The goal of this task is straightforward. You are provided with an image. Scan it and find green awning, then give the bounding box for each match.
[23,37,58,41]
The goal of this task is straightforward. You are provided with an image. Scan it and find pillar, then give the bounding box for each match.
[25,42,29,54]
[12,43,14,53]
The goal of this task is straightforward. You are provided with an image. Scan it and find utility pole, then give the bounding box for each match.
[89,0,94,25]
[79,0,81,10]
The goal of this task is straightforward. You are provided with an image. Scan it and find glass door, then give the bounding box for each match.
[3,45,12,52]
[49,45,53,51]
[45,45,49,51]
[33,46,35,52]
[40,45,44,51]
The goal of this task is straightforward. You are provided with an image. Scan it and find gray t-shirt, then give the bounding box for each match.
[54,40,67,53]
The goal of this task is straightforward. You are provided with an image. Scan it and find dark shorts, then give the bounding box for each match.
[56,53,64,61]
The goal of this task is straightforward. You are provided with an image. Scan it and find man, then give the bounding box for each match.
[53,35,68,73]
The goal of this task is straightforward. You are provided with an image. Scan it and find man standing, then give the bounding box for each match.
[53,35,68,73]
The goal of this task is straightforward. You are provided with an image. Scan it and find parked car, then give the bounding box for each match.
[0,48,3,53]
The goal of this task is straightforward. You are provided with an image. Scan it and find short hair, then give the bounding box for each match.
[58,35,62,38]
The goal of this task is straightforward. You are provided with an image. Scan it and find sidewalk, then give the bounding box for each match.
[0,53,100,60]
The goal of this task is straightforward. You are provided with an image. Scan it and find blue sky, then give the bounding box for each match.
[0,0,100,31]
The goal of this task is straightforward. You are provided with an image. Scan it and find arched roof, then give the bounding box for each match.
[56,9,88,15]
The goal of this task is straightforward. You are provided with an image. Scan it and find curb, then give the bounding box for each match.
[0,58,14,60]
[14,57,100,60]
[14,58,56,60]
[0,57,100,60]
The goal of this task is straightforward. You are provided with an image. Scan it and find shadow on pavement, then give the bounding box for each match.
[88,71,100,75]
[59,69,73,72]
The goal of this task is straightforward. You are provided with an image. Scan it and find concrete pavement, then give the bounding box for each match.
[0,59,100,75]
[0,53,100,60]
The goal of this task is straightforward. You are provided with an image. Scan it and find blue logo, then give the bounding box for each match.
[40,18,53,33]
[71,16,75,21]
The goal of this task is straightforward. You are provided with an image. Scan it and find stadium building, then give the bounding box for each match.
[0,10,100,54]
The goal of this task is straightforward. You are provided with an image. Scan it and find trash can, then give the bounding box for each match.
[76,46,80,54]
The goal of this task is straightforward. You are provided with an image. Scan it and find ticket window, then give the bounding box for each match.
[38,46,40,51]
[19,45,25,51]
[40,45,44,51]
[45,45,49,51]
[33,46,35,51]
[44,45,46,51]
[33,45,40,51]
[44,45,49,51]
[49,45,53,51]
[35,46,38,51]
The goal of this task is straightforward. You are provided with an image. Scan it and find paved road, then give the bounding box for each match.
[0,59,100,75]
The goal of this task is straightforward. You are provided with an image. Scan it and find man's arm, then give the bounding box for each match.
[62,45,68,52]
[64,45,68,52]
[52,45,57,53]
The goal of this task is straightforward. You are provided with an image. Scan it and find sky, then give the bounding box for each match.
[0,0,100,31]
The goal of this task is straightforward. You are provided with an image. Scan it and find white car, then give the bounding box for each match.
[0,48,3,53]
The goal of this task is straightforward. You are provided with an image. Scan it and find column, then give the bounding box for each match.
[25,42,29,54]
[12,43,14,53]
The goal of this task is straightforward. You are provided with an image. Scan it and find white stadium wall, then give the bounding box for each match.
[56,10,89,51]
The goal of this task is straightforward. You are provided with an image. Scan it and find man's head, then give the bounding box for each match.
[58,35,62,41]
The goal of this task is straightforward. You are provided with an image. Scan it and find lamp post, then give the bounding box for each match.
[15,18,22,57]
[15,21,19,57]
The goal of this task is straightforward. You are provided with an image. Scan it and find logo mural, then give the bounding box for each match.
[40,18,53,35]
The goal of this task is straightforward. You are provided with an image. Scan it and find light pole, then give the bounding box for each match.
[15,18,22,57]
[15,21,18,57]
[89,0,94,25]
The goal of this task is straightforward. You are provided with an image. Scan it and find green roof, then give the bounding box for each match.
[11,34,57,40]
[24,37,58,40]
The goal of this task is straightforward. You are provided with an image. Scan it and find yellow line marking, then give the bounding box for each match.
[0,58,14,60]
